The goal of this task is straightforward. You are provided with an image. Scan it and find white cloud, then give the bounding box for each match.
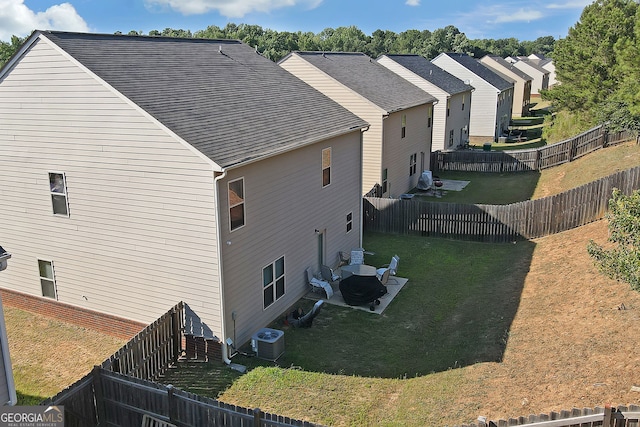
[0,0,89,41]
[489,8,544,24]
[405,0,420,6]
[144,0,322,18]
[547,0,592,9]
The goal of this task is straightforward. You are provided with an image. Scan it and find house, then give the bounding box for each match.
[279,52,436,197]
[506,56,550,96]
[0,247,16,406]
[480,55,532,117]
[528,54,557,88]
[377,54,473,151]
[432,53,514,141]
[0,31,369,360]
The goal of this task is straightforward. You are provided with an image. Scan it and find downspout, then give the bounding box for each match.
[359,126,369,248]
[213,169,232,365]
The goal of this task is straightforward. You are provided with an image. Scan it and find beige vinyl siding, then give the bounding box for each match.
[432,55,499,138]
[376,56,448,151]
[445,92,471,149]
[382,106,432,197]
[513,62,548,95]
[479,57,530,117]
[280,54,383,195]
[496,88,513,136]
[0,39,222,336]
[218,131,362,346]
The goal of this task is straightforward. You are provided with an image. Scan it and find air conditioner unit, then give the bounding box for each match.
[251,328,284,361]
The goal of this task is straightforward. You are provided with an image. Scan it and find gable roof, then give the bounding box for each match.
[379,54,472,95]
[285,52,436,113]
[19,31,368,170]
[483,55,532,81]
[440,53,513,91]
[515,56,550,74]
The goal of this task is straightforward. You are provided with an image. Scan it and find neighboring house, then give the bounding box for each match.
[528,54,557,88]
[0,247,16,406]
[0,31,370,360]
[432,53,514,141]
[506,56,550,96]
[279,52,436,197]
[377,54,473,151]
[480,55,532,117]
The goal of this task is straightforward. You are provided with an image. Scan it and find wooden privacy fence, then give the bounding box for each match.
[100,301,185,381]
[456,404,640,427]
[364,165,640,242]
[42,367,323,427]
[433,125,634,172]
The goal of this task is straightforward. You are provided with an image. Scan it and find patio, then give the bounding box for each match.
[304,269,408,314]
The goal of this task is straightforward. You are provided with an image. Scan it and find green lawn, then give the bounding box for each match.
[411,140,640,205]
[163,233,535,425]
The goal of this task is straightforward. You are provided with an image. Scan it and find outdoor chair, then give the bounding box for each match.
[306,267,333,299]
[321,264,340,284]
[379,268,391,286]
[349,249,364,265]
[287,300,325,328]
[338,251,350,267]
[376,255,400,285]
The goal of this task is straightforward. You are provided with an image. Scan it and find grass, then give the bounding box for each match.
[411,140,640,205]
[4,306,126,405]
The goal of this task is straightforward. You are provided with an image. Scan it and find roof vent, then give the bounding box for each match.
[219,45,222,53]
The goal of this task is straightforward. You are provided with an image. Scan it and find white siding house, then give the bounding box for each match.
[432,53,514,141]
[279,52,436,197]
[377,54,473,151]
[0,31,368,358]
[507,56,550,96]
[480,55,532,117]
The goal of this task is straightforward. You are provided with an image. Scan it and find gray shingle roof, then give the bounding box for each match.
[484,55,532,81]
[516,56,550,74]
[379,54,472,95]
[290,52,435,113]
[443,53,513,91]
[39,31,368,169]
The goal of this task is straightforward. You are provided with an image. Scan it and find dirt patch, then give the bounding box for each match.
[449,220,640,423]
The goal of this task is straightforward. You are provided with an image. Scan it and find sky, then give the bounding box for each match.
[0,0,593,43]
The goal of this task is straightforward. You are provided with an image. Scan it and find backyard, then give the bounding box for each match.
[3,137,640,425]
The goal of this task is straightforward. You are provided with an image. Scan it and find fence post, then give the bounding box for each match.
[92,366,106,426]
[172,304,181,360]
[167,384,176,424]
[603,404,613,426]
[253,407,262,427]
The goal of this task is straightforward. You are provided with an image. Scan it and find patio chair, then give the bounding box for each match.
[287,300,324,328]
[306,267,333,299]
[376,255,399,285]
[349,249,364,265]
[321,265,340,284]
[338,251,350,267]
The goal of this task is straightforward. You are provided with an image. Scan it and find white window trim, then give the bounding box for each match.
[262,255,285,310]
[49,171,69,217]
[38,259,58,300]
[346,212,353,233]
[228,177,245,232]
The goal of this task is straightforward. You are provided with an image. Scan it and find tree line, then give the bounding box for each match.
[1,24,555,67]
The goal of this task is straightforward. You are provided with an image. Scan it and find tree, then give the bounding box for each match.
[0,35,25,67]
[587,189,640,291]
[545,0,638,113]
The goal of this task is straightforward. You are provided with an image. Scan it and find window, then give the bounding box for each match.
[228,178,245,231]
[427,107,432,128]
[49,172,69,216]
[322,148,331,187]
[38,260,57,299]
[401,114,406,138]
[462,94,465,111]
[346,212,353,233]
[263,256,285,309]
[449,129,454,147]
[382,168,388,194]
[409,153,417,176]
[446,99,450,117]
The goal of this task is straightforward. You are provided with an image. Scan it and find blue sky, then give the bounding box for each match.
[1,0,592,42]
